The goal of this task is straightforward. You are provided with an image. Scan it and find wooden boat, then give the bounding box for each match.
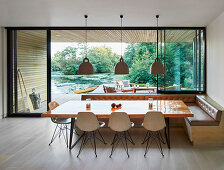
[74,86,99,94]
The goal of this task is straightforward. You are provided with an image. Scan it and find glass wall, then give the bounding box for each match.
[7,28,206,115]
[158,29,205,92]
[8,30,47,114]
[51,30,158,101]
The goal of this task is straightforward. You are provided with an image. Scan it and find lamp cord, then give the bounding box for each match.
[85,15,88,59]
[120,15,123,60]
[156,15,159,61]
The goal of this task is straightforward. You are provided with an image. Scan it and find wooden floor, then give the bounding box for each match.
[0,118,224,170]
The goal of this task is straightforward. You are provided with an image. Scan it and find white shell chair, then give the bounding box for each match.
[48,101,70,147]
[75,112,106,157]
[108,112,135,157]
[142,111,166,157]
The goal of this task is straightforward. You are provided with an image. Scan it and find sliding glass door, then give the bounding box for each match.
[8,30,48,115]
[158,29,206,93]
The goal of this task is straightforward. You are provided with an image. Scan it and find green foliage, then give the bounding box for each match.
[124,42,194,88]
[52,42,195,89]
[52,45,119,75]
[51,46,81,75]
[124,43,157,85]
[87,46,119,73]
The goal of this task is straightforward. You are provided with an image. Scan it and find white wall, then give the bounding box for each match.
[207,11,224,107]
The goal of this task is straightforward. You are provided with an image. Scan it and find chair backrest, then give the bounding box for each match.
[143,111,166,131]
[48,101,60,123]
[103,86,116,93]
[103,85,107,93]
[108,112,131,132]
[49,101,59,110]
[76,112,100,132]
[122,80,130,87]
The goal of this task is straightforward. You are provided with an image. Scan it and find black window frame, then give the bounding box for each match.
[6,27,206,117]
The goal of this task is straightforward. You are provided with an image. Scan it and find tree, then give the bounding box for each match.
[125,42,157,85]
[86,46,119,73]
[51,46,81,75]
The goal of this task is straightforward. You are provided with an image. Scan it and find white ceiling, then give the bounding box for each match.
[0,0,224,27]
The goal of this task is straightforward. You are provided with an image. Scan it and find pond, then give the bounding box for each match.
[51,71,125,94]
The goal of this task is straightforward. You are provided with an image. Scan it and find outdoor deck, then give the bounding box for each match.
[33,84,156,114]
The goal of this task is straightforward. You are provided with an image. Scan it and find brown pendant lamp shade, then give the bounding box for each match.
[150,15,164,75]
[115,57,129,74]
[78,58,94,75]
[150,59,164,74]
[115,15,129,74]
[78,15,94,75]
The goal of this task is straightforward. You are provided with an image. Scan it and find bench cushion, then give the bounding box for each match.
[196,96,222,121]
[186,106,219,126]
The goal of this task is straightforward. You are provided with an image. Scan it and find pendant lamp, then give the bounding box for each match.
[114,15,129,74]
[150,15,164,75]
[78,15,94,75]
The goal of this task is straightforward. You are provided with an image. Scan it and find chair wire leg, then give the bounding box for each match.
[49,124,59,146]
[144,134,150,157]
[74,126,79,136]
[97,130,107,144]
[61,126,68,147]
[159,131,165,144]
[89,133,95,153]
[144,132,154,157]
[59,124,62,138]
[142,131,149,144]
[93,131,97,157]
[124,131,130,157]
[155,132,164,157]
[111,133,117,145]
[109,132,120,158]
[77,132,86,157]
[127,130,135,145]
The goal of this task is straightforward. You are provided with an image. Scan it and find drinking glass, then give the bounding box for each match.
[148,98,153,108]
[86,98,91,109]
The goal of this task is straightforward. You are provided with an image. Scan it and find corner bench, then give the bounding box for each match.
[82,94,224,145]
[184,95,224,145]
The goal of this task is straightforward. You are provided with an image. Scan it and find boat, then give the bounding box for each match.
[74,86,99,94]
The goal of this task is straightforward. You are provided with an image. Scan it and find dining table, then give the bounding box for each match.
[42,100,193,149]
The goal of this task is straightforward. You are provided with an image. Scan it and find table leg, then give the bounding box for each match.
[69,118,75,149]
[165,118,170,149]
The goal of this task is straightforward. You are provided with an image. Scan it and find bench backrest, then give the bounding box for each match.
[81,94,196,103]
[196,96,222,121]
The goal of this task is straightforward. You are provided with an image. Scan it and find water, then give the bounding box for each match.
[51,71,125,94]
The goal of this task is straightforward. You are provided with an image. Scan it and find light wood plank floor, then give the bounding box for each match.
[0,118,224,170]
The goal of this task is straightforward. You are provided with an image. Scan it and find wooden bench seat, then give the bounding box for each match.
[184,95,224,146]
[187,106,219,126]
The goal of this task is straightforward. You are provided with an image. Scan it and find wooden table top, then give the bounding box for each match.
[42,100,193,118]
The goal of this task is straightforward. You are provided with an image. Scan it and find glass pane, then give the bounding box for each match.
[51,30,158,102]
[158,29,205,92]
[13,30,47,113]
